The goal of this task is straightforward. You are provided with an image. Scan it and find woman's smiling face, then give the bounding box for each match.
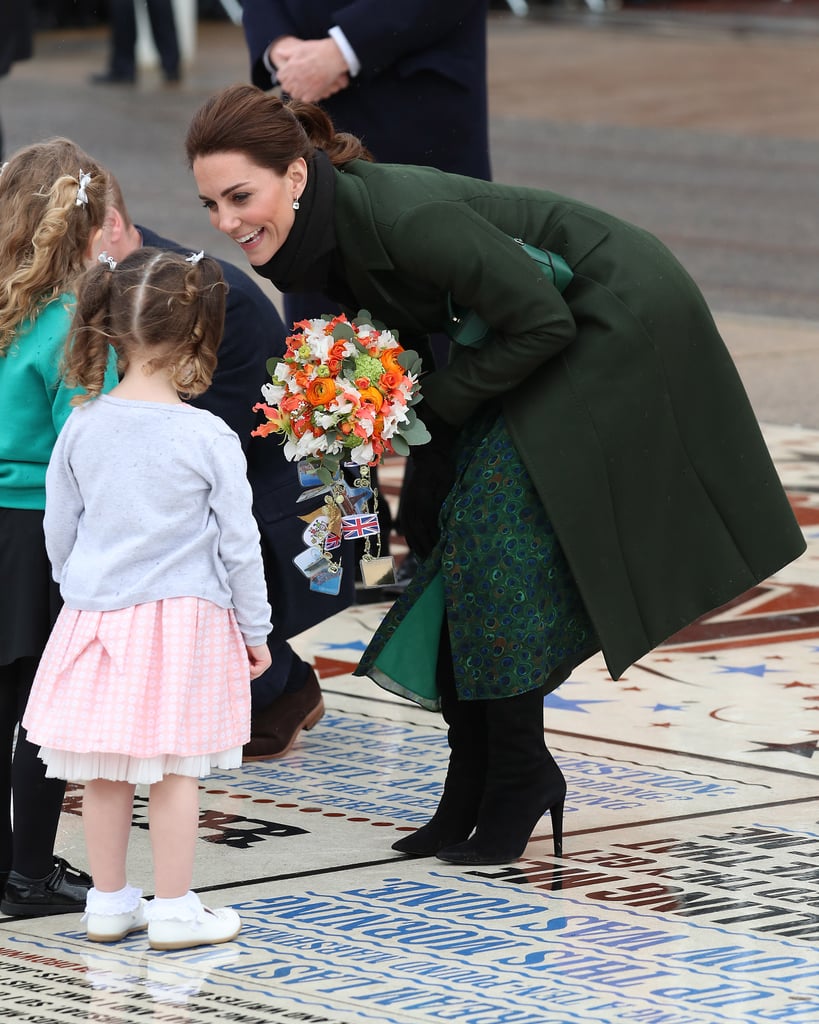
[193,151,307,265]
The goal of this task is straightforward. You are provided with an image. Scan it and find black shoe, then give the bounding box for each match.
[392,818,476,857]
[89,70,135,85]
[436,795,565,866]
[1,856,92,917]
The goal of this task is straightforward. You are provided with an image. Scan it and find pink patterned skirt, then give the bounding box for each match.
[23,598,252,784]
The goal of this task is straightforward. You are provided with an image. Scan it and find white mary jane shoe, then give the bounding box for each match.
[86,898,149,943]
[148,906,241,951]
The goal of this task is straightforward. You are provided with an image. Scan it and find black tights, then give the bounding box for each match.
[0,657,66,878]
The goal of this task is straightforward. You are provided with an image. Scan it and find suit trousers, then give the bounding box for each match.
[108,0,180,79]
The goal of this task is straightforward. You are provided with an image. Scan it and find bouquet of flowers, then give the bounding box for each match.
[252,310,429,485]
[252,311,430,594]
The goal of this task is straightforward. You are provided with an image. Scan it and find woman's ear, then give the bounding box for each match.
[288,158,308,203]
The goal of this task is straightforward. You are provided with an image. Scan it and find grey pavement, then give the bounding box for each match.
[2,8,818,427]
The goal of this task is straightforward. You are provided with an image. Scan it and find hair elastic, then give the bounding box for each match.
[98,252,117,270]
[185,250,205,264]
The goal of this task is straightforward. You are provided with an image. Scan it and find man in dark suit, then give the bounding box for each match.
[242,0,491,179]
[97,172,356,759]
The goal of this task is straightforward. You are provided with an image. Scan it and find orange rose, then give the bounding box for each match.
[381,348,404,375]
[358,385,384,412]
[306,377,337,406]
[379,370,401,392]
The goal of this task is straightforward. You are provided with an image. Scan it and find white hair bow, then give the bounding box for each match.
[98,251,117,270]
[186,250,205,264]
[76,169,92,207]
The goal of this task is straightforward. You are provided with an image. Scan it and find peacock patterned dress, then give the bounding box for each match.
[355,411,600,709]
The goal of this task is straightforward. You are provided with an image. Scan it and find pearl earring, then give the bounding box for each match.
[292,198,300,210]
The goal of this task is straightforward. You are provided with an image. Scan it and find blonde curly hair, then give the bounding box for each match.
[0,138,107,355]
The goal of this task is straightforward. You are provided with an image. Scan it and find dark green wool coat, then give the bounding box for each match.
[332,160,805,680]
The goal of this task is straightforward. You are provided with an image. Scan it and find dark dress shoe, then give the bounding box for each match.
[1,856,92,917]
[89,70,135,85]
[243,667,325,761]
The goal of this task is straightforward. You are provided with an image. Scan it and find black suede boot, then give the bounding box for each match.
[392,622,487,856]
[436,685,565,866]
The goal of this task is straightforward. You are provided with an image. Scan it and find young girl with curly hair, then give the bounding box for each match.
[0,138,116,917]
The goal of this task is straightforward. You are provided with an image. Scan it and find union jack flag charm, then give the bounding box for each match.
[340,513,380,539]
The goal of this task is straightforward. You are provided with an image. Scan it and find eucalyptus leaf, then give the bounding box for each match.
[391,435,410,456]
[398,350,423,375]
[402,421,432,445]
[265,356,279,377]
[332,322,355,342]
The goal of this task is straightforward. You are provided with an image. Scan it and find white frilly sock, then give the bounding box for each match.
[146,889,206,923]
[84,884,143,917]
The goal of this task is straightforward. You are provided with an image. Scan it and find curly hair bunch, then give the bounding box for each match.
[0,138,107,355]
[65,247,227,403]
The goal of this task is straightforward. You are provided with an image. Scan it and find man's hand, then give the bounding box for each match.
[272,37,350,103]
[268,34,299,68]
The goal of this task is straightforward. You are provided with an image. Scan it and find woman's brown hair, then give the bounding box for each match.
[185,83,371,172]
[65,247,227,403]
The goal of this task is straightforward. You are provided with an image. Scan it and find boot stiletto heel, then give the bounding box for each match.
[550,796,565,858]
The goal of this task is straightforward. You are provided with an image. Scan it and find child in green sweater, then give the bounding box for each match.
[0,138,117,916]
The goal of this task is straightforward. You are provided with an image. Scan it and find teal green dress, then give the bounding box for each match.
[355,413,600,710]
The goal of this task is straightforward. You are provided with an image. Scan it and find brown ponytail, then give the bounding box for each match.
[67,248,227,403]
[285,99,372,165]
[185,83,371,174]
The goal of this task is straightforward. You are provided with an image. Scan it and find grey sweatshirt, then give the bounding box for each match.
[44,395,272,646]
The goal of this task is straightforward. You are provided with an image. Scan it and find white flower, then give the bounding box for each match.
[284,431,329,462]
[314,410,340,429]
[351,441,375,465]
[261,381,286,404]
[305,331,334,363]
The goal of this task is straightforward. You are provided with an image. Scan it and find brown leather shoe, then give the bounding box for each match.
[243,667,325,761]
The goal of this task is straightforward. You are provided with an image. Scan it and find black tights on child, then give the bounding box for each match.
[0,656,67,878]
